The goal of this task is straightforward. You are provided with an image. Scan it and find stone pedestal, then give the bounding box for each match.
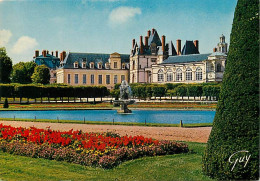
[117,103,132,113]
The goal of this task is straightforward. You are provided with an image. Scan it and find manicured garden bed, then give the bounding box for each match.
[0,124,188,169]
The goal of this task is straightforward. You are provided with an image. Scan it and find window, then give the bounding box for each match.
[90,63,94,69]
[91,74,94,84]
[122,64,125,69]
[176,68,182,81]
[139,65,141,69]
[196,67,202,80]
[207,62,214,71]
[114,75,118,84]
[166,69,173,82]
[186,68,192,81]
[216,63,221,72]
[157,69,164,82]
[82,62,86,68]
[75,74,78,84]
[151,58,156,62]
[121,75,125,82]
[83,74,86,84]
[54,73,56,77]
[98,75,102,84]
[74,62,78,68]
[98,63,102,69]
[106,75,110,84]
[68,74,71,84]
[105,63,110,69]
[114,62,117,68]
[133,61,135,70]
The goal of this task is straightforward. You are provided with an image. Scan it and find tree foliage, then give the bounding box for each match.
[202,0,259,180]
[11,61,36,84]
[0,47,12,83]
[31,65,50,84]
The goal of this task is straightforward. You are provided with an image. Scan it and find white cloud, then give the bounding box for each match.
[11,36,38,54]
[109,6,141,24]
[0,29,12,46]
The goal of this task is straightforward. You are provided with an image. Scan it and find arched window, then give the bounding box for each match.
[216,63,221,72]
[186,68,192,81]
[196,67,202,80]
[176,68,182,81]
[158,69,164,82]
[166,69,173,82]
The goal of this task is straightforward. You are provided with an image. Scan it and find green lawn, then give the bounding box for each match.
[0,142,214,181]
[0,117,212,128]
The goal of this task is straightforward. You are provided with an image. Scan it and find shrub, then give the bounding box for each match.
[3,98,8,108]
[202,0,259,180]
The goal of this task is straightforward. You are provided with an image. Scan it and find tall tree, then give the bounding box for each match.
[11,61,37,84]
[31,65,50,84]
[0,47,12,83]
[202,0,259,180]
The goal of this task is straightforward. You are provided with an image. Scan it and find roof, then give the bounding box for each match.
[181,40,199,55]
[34,54,60,69]
[166,41,177,56]
[161,53,211,64]
[148,30,162,46]
[61,52,130,69]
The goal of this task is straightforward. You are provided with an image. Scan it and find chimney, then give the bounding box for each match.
[132,39,135,48]
[139,36,144,54]
[145,36,148,47]
[194,40,199,52]
[176,39,181,55]
[213,48,217,52]
[152,28,155,35]
[147,30,151,37]
[55,51,58,57]
[35,50,39,58]
[42,50,47,57]
[47,50,49,55]
[161,35,165,54]
[62,51,66,60]
[60,52,63,61]
[51,51,53,56]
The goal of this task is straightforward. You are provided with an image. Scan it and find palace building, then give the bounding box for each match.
[55,52,130,89]
[33,29,228,87]
[130,29,228,84]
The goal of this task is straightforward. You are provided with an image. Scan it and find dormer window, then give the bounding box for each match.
[98,62,102,69]
[82,62,86,68]
[90,62,94,69]
[74,62,78,68]
[105,63,110,69]
[122,63,125,69]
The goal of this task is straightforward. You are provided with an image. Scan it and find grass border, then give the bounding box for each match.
[0,117,212,128]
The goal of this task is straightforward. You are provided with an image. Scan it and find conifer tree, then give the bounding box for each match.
[202,0,259,180]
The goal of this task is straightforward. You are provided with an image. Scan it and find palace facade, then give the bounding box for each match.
[130,29,228,84]
[56,52,129,89]
[33,29,228,87]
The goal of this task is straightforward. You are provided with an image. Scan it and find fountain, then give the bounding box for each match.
[114,80,135,113]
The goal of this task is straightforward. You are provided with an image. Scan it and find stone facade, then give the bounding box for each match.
[130,29,228,84]
[56,52,129,89]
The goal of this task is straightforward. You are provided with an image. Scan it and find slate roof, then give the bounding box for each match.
[166,41,177,56]
[161,53,211,64]
[181,40,199,55]
[60,52,130,69]
[34,54,60,69]
[148,30,162,46]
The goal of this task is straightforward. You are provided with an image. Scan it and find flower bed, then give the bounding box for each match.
[0,124,188,168]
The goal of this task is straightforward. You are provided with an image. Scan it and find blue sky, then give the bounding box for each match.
[0,0,237,64]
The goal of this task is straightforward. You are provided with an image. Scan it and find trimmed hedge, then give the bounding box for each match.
[0,84,109,102]
[112,83,220,100]
[202,0,259,180]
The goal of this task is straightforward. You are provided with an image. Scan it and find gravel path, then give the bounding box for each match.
[0,121,211,143]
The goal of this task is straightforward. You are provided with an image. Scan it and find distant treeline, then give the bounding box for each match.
[0,84,109,103]
[111,83,221,101]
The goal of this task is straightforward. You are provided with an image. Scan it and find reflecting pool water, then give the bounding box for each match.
[0,110,215,124]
